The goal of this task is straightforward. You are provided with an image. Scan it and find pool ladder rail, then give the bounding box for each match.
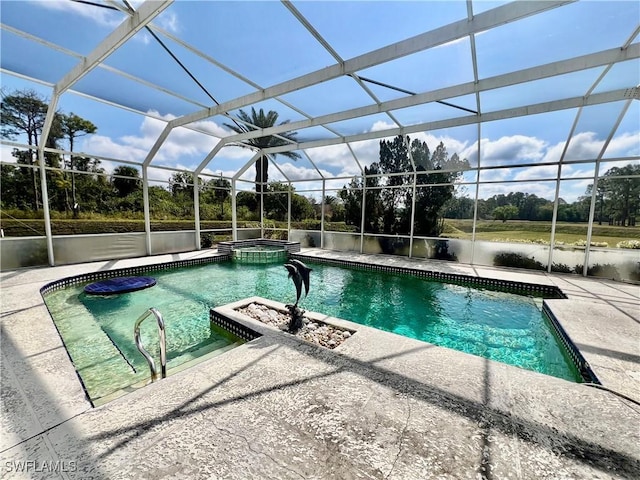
[134,307,167,382]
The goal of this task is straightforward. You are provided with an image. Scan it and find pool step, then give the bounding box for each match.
[92,339,245,407]
[169,339,244,375]
[44,291,144,401]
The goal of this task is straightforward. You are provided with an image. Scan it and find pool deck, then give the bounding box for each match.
[1,248,638,479]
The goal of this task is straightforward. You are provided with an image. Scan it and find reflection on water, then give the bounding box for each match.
[45,259,581,402]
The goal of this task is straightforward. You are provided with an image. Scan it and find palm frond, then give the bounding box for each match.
[223,107,300,158]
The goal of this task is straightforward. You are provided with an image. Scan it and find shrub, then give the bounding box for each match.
[551,263,573,273]
[631,263,640,282]
[494,252,546,271]
[617,240,640,249]
[433,240,457,261]
[490,238,550,245]
[200,233,214,248]
[305,234,316,248]
[574,263,621,280]
[573,240,609,248]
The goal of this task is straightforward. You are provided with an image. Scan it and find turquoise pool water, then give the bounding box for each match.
[44,259,580,402]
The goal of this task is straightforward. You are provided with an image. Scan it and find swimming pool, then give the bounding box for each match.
[43,257,581,403]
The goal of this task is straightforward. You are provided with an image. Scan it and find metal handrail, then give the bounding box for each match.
[133,307,167,382]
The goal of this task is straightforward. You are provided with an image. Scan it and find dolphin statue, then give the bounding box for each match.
[289,259,312,298]
[284,263,303,306]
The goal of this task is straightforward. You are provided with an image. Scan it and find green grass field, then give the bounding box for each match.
[2,216,639,249]
[444,219,640,248]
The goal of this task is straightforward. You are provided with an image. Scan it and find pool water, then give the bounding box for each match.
[44,260,580,402]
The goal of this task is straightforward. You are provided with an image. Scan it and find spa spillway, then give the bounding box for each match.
[232,245,287,264]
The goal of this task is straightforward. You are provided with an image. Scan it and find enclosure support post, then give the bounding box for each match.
[408,172,417,258]
[548,166,563,274]
[37,89,60,266]
[143,166,152,255]
[37,150,55,266]
[260,185,264,239]
[548,108,582,272]
[583,100,631,277]
[321,179,326,249]
[406,134,417,259]
[194,176,201,250]
[470,122,481,265]
[287,183,292,241]
[360,177,366,254]
[231,180,237,241]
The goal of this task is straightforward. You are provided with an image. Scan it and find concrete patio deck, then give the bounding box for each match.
[1,248,639,479]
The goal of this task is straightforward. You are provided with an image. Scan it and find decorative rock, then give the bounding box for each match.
[236,302,354,350]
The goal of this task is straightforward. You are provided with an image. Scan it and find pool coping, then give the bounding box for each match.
[290,253,567,298]
[210,296,360,349]
[289,252,595,384]
[2,248,638,478]
[39,253,231,295]
[37,249,598,391]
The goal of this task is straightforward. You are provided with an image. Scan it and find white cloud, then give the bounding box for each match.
[81,134,147,162]
[157,11,179,33]
[36,1,180,48]
[71,111,639,205]
[479,168,511,182]
[559,164,594,179]
[479,135,546,166]
[563,132,604,160]
[1,144,21,163]
[480,182,557,201]
[201,168,237,180]
[36,0,122,28]
[370,120,394,133]
[604,131,640,158]
[80,110,254,168]
[277,162,332,182]
[536,130,639,164]
[513,165,558,181]
[303,123,475,176]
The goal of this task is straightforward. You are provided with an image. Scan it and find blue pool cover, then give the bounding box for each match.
[84,276,156,295]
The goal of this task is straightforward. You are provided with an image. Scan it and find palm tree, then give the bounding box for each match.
[224,108,300,197]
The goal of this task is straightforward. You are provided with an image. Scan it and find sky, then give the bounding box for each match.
[1,0,639,203]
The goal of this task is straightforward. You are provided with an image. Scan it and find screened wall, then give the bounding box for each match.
[1,1,638,280]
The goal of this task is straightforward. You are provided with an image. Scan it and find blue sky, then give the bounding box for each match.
[1,0,638,202]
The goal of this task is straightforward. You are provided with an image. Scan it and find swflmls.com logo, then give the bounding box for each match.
[4,460,77,473]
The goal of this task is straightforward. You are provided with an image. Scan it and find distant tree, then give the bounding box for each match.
[339,136,468,236]
[537,203,555,222]
[209,177,231,219]
[112,166,141,197]
[378,135,412,233]
[262,182,315,221]
[167,172,195,217]
[493,205,519,222]
[601,164,640,226]
[223,108,300,210]
[169,172,194,197]
[236,191,258,214]
[145,186,178,219]
[0,90,49,209]
[60,113,97,213]
[322,195,345,222]
[262,182,288,221]
[412,141,467,236]
[0,164,30,210]
[339,164,383,233]
[443,195,475,219]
